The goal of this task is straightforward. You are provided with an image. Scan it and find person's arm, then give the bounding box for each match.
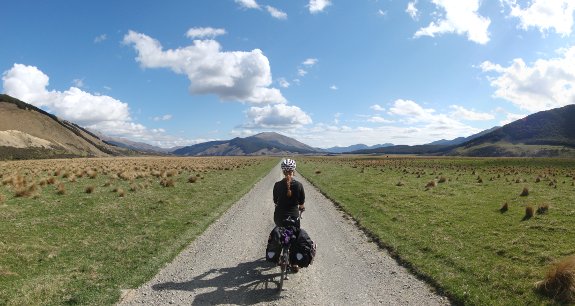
[273,182,279,205]
[298,182,305,211]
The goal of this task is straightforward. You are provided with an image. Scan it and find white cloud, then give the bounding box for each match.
[298,68,308,76]
[330,85,338,90]
[480,46,575,112]
[367,116,392,123]
[303,58,318,66]
[94,34,107,43]
[72,78,84,88]
[1,63,195,148]
[309,0,331,14]
[414,0,491,44]
[370,104,385,111]
[500,112,527,126]
[378,9,387,17]
[123,30,286,104]
[449,105,494,120]
[388,99,472,131]
[278,78,290,88]
[266,6,287,19]
[406,1,419,20]
[244,104,312,129]
[502,0,575,36]
[235,0,260,9]
[153,114,173,121]
[186,27,227,39]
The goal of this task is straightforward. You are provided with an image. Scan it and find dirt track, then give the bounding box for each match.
[118,164,450,305]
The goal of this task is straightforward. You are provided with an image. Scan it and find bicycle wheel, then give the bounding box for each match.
[278,261,286,291]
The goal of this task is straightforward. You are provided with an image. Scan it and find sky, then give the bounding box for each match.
[1,0,575,149]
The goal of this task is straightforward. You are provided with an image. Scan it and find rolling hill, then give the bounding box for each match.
[0,94,128,159]
[173,132,322,156]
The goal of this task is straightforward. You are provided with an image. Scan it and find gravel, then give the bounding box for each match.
[118,164,450,305]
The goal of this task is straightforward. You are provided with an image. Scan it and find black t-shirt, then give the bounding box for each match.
[273,178,305,220]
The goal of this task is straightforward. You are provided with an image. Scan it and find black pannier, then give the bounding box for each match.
[265,226,282,263]
[289,228,316,268]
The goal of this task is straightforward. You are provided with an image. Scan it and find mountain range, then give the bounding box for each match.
[2,94,575,159]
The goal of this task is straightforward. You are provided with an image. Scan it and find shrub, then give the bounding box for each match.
[520,187,529,196]
[535,256,575,303]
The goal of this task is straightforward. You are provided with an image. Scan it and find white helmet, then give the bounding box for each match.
[281,159,296,172]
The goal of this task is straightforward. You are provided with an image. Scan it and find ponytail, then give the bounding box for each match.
[285,172,293,198]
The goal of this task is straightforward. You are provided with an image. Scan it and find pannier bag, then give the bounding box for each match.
[289,228,317,268]
[265,226,282,263]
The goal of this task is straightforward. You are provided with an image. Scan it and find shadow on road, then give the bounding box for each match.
[152,258,284,304]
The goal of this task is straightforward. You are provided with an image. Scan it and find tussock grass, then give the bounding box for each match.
[188,176,198,183]
[524,205,534,220]
[298,156,575,305]
[536,256,575,303]
[85,185,94,194]
[500,202,508,213]
[0,156,276,305]
[520,187,529,196]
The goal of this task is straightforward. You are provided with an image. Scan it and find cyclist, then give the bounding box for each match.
[273,158,305,228]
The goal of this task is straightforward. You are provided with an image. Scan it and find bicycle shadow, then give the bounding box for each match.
[152,258,284,304]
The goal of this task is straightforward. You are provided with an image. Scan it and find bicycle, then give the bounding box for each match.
[276,211,303,291]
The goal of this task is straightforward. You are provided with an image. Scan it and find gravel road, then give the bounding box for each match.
[118,164,450,305]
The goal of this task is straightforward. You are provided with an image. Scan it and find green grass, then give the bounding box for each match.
[0,157,277,305]
[298,156,575,306]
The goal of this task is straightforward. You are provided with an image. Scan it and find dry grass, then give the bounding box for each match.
[500,202,508,213]
[56,183,66,195]
[536,256,575,303]
[188,176,198,183]
[117,188,125,197]
[160,178,175,187]
[524,205,534,220]
[438,176,448,183]
[520,187,529,196]
[537,203,549,215]
[85,186,95,194]
[425,180,437,188]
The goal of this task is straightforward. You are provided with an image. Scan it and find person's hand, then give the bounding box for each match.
[298,204,305,212]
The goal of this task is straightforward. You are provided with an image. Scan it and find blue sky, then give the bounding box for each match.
[1,0,575,148]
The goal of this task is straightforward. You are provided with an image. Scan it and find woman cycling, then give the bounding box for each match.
[273,159,305,228]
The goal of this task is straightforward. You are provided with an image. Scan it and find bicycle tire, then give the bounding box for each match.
[278,261,286,291]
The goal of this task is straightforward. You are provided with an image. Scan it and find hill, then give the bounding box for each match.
[324,143,394,154]
[173,132,321,156]
[0,94,128,159]
[451,104,575,157]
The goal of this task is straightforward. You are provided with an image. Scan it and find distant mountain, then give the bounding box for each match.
[0,94,129,159]
[92,132,177,154]
[173,132,322,156]
[427,127,499,146]
[324,143,394,154]
[350,127,500,155]
[450,104,575,157]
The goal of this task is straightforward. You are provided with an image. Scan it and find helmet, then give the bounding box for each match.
[281,159,296,172]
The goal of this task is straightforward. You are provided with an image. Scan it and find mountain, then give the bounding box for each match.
[351,127,499,155]
[324,143,394,154]
[427,126,499,146]
[450,104,575,157]
[173,132,322,156]
[0,94,129,159]
[92,131,178,154]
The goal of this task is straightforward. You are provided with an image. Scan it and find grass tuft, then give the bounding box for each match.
[85,186,95,194]
[160,178,175,187]
[536,256,575,303]
[523,205,534,220]
[188,176,198,183]
[520,187,529,196]
[56,183,66,195]
[537,203,549,215]
[500,202,508,213]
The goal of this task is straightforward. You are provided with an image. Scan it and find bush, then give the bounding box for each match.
[536,256,575,303]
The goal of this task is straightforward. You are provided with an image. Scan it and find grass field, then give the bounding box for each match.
[298,156,575,305]
[0,157,277,305]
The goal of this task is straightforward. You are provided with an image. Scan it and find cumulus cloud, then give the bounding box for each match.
[297,69,308,77]
[266,6,287,19]
[123,30,286,104]
[309,0,331,14]
[449,105,494,120]
[235,0,260,9]
[480,46,575,112]
[186,27,226,39]
[329,85,338,90]
[414,0,491,44]
[500,112,527,126]
[367,116,392,123]
[406,1,419,20]
[244,104,312,128]
[1,63,194,148]
[388,99,472,131]
[502,0,575,36]
[378,10,387,17]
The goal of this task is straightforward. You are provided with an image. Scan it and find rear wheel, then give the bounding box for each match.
[278,261,286,291]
